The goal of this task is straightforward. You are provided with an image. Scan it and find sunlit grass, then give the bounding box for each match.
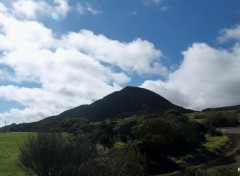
[0,132,32,176]
[204,134,230,153]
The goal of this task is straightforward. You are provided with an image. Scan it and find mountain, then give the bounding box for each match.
[2,86,192,132]
[41,86,191,123]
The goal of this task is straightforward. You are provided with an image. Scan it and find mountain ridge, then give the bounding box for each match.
[40,86,191,123]
[202,104,240,112]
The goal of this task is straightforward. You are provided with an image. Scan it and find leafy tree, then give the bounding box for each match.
[204,111,239,127]
[114,117,138,142]
[92,121,115,147]
[60,118,93,134]
[131,112,205,174]
[177,121,205,148]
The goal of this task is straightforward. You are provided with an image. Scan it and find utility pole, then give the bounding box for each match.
[4,120,6,133]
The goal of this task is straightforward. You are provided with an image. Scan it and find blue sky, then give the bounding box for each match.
[48,0,240,61]
[0,0,240,126]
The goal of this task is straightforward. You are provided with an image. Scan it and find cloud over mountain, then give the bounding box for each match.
[0,2,165,126]
[142,39,240,110]
[0,0,239,127]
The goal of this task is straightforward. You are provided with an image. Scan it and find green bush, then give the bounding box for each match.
[19,133,69,176]
[93,146,146,176]
[19,133,146,176]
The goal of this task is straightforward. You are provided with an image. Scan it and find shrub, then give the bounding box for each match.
[19,133,146,176]
[93,146,146,176]
[19,133,69,176]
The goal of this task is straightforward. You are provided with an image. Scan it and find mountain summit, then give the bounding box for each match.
[42,86,189,122]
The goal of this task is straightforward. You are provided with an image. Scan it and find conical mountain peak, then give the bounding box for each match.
[45,86,188,121]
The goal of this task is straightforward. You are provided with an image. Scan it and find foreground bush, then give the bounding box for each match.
[93,146,146,176]
[19,133,146,176]
[19,133,69,176]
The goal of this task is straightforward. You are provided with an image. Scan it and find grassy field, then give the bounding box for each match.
[0,132,32,176]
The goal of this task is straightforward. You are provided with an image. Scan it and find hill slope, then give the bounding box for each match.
[202,105,240,112]
[42,86,190,123]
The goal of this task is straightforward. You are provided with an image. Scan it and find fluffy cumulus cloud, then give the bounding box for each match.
[60,30,166,75]
[142,39,240,110]
[0,2,165,126]
[9,0,70,20]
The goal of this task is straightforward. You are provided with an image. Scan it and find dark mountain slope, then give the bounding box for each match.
[2,86,193,132]
[41,86,190,123]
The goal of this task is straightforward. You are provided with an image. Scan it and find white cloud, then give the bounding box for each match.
[10,0,70,20]
[142,42,240,110]
[131,11,138,15]
[0,3,8,13]
[0,14,55,51]
[53,0,70,17]
[60,30,167,75]
[0,2,164,126]
[218,24,240,43]
[11,0,48,19]
[143,0,170,12]
[0,68,17,82]
[85,3,101,15]
[159,6,170,12]
[76,3,85,15]
[76,2,101,15]
[143,0,164,5]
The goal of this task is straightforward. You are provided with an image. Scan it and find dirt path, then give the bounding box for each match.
[219,128,240,155]
[200,128,240,170]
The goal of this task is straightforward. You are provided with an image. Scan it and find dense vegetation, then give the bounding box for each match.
[188,109,240,128]
[0,107,239,175]
[19,133,146,176]
[17,110,207,175]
